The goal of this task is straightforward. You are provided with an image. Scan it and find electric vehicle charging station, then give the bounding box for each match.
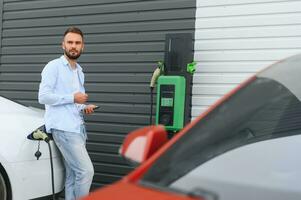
[152,33,195,133]
[156,76,186,131]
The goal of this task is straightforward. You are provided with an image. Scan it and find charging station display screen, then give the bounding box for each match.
[158,85,175,126]
[161,98,173,107]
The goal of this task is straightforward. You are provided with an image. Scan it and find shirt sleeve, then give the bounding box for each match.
[76,103,87,111]
[38,63,74,106]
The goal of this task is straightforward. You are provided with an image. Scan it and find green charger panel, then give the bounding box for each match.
[156,76,186,131]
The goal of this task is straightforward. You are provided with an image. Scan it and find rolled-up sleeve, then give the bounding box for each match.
[38,63,74,106]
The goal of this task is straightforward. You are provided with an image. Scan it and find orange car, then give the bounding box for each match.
[84,54,301,200]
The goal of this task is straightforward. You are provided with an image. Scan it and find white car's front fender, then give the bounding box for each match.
[1,157,64,200]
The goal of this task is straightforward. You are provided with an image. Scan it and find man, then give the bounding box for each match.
[39,27,95,200]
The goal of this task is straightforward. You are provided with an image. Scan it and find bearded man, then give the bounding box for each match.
[38,27,95,200]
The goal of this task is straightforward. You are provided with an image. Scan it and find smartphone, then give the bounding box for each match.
[93,106,100,110]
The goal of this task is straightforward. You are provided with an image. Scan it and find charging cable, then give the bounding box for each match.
[149,61,164,124]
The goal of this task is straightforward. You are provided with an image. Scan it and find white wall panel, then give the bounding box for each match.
[196,1,301,17]
[193,0,301,118]
[195,25,301,40]
[197,0,295,7]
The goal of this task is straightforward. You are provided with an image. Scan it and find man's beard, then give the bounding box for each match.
[64,49,82,60]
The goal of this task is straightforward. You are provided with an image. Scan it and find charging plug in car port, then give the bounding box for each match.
[27,126,51,160]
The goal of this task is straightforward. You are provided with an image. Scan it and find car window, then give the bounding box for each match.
[170,135,301,200]
[141,77,301,188]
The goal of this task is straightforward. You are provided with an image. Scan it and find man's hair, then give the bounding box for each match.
[63,26,84,40]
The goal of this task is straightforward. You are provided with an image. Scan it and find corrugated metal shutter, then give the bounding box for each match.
[0,0,196,188]
[193,0,301,118]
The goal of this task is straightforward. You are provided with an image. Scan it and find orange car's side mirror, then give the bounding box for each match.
[119,125,168,165]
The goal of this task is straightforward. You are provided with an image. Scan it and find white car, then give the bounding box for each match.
[0,96,64,200]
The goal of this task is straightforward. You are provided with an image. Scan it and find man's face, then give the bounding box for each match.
[62,32,84,60]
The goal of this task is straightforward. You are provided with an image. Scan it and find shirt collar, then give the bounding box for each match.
[60,55,83,71]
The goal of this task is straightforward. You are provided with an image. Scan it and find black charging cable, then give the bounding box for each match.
[150,87,154,125]
[47,141,55,200]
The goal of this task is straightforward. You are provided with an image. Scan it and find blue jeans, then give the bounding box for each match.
[52,125,94,200]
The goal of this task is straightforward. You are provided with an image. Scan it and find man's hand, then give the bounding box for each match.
[84,104,98,115]
[74,92,88,104]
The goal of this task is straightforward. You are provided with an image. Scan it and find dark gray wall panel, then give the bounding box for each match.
[0,0,196,189]
[0,63,156,72]
[0,0,3,48]
[3,9,194,28]
[4,0,193,16]
[0,0,3,83]
[3,20,194,37]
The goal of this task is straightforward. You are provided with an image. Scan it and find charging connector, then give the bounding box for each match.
[27,126,50,143]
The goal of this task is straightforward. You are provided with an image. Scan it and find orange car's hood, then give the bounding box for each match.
[83,181,202,200]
